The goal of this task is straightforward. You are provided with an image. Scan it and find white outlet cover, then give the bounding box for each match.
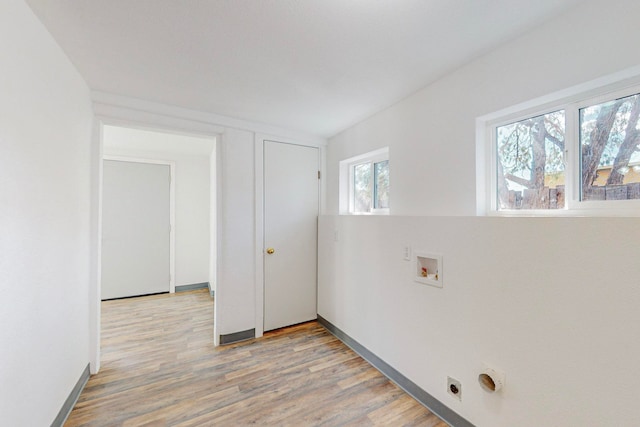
[403,245,411,261]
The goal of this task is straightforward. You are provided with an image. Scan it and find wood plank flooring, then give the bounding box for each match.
[65,289,447,426]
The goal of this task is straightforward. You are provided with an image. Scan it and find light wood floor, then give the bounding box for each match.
[66,289,447,426]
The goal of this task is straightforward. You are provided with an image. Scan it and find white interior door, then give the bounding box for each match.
[102,160,170,299]
[264,141,319,331]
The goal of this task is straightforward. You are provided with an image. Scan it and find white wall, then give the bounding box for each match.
[321,0,640,425]
[214,128,256,342]
[103,126,214,287]
[319,215,640,427]
[0,0,93,425]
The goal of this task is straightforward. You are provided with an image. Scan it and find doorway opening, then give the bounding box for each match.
[93,123,217,371]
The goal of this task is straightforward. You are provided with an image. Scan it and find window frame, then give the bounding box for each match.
[340,147,390,215]
[478,67,640,217]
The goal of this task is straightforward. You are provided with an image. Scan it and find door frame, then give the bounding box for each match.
[254,135,324,338]
[91,111,221,374]
[102,155,176,294]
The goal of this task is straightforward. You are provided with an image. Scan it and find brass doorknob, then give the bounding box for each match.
[266,248,275,254]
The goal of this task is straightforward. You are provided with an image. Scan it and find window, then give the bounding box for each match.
[339,147,389,214]
[351,158,389,213]
[480,73,640,215]
[496,110,566,210]
[374,160,390,209]
[580,93,640,201]
[353,162,372,212]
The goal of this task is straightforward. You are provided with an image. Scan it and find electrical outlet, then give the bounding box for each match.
[403,245,411,261]
[447,377,462,401]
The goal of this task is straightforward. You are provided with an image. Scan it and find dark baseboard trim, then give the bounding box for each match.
[50,363,90,427]
[219,328,255,345]
[102,291,168,301]
[317,315,474,427]
[175,282,209,292]
[207,282,215,298]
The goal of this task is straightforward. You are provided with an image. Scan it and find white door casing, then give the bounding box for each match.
[101,159,172,299]
[263,141,319,331]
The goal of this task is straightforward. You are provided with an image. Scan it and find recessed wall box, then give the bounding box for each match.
[413,252,443,288]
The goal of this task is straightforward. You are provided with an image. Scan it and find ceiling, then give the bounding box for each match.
[26,0,584,138]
